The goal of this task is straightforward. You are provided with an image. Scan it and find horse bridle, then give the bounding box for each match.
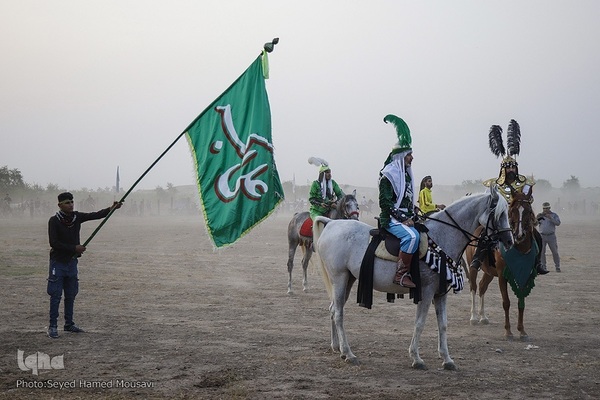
[420,203,511,256]
[509,198,534,244]
[337,196,360,219]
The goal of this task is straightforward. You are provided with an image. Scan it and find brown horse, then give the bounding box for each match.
[465,189,538,340]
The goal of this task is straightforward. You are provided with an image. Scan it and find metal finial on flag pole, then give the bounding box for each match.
[261,38,278,79]
[263,38,279,53]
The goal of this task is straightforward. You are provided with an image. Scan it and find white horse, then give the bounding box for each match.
[312,188,513,370]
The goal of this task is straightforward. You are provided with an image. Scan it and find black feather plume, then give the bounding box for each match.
[488,125,505,158]
[506,119,521,157]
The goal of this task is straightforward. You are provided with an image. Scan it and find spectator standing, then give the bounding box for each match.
[536,202,562,272]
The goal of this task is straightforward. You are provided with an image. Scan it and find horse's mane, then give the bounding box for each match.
[492,193,508,222]
[337,192,357,208]
[341,193,356,201]
[445,191,508,223]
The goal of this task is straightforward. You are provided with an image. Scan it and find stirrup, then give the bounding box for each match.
[393,272,416,288]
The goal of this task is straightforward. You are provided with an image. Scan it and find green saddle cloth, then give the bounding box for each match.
[500,241,538,306]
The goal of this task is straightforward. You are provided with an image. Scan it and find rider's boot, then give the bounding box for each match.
[535,255,548,275]
[393,252,416,288]
[533,229,548,275]
[469,245,482,270]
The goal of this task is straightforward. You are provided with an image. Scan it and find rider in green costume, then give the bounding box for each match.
[308,158,344,221]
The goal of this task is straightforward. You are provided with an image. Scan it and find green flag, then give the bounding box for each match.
[185,53,284,248]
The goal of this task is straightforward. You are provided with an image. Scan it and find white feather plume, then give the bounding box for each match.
[308,157,328,167]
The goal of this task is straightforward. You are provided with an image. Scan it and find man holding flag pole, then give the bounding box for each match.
[80,38,283,252]
[47,38,284,337]
[47,192,123,338]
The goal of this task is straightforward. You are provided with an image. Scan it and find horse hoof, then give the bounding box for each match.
[480,318,490,325]
[302,287,308,292]
[287,289,293,295]
[342,356,361,366]
[412,361,428,370]
[469,319,479,326]
[520,334,530,342]
[442,362,457,371]
[505,334,514,341]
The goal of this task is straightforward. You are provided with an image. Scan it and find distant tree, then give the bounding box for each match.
[0,166,25,191]
[46,183,61,192]
[562,175,580,192]
[282,180,293,195]
[456,179,484,194]
[155,185,168,200]
[31,183,45,192]
[534,179,552,192]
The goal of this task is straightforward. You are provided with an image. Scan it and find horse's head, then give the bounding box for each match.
[479,185,514,250]
[508,189,535,244]
[334,189,360,220]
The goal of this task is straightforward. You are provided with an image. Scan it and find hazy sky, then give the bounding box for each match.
[2,1,599,193]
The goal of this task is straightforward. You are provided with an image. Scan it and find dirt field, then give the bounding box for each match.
[1,209,599,399]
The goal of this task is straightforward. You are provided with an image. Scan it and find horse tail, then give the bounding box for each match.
[312,216,333,300]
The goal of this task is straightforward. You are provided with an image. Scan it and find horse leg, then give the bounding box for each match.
[434,294,456,370]
[468,268,479,325]
[477,273,494,325]
[286,242,297,294]
[329,274,359,365]
[409,278,435,370]
[409,300,430,370]
[329,301,339,352]
[329,275,356,357]
[301,244,312,292]
[518,304,529,341]
[498,276,514,340]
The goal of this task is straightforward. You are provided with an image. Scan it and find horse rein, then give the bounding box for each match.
[419,204,511,258]
[346,210,360,219]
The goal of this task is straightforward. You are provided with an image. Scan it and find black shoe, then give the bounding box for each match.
[48,326,59,339]
[536,263,549,275]
[64,324,85,333]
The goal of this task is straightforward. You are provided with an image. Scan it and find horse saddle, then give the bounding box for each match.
[371,224,429,261]
[299,217,313,238]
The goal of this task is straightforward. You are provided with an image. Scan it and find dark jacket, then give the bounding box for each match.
[48,208,111,262]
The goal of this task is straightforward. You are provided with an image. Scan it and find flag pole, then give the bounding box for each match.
[81,38,280,248]
[81,131,187,247]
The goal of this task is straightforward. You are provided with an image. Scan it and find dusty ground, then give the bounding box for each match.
[1,209,599,399]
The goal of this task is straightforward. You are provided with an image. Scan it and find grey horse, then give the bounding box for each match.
[286,190,359,294]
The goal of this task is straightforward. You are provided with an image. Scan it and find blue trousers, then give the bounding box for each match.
[387,221,420,254]
[47,258,79,328]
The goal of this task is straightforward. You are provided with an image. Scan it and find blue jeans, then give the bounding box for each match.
[387,221,420,254]
[47,258,79,328]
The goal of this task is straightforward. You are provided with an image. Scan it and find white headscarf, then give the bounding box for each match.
[320,174,333,199]
[381,150,414,209]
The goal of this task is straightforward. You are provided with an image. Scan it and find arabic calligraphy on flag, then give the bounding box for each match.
[185,54,284,248]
